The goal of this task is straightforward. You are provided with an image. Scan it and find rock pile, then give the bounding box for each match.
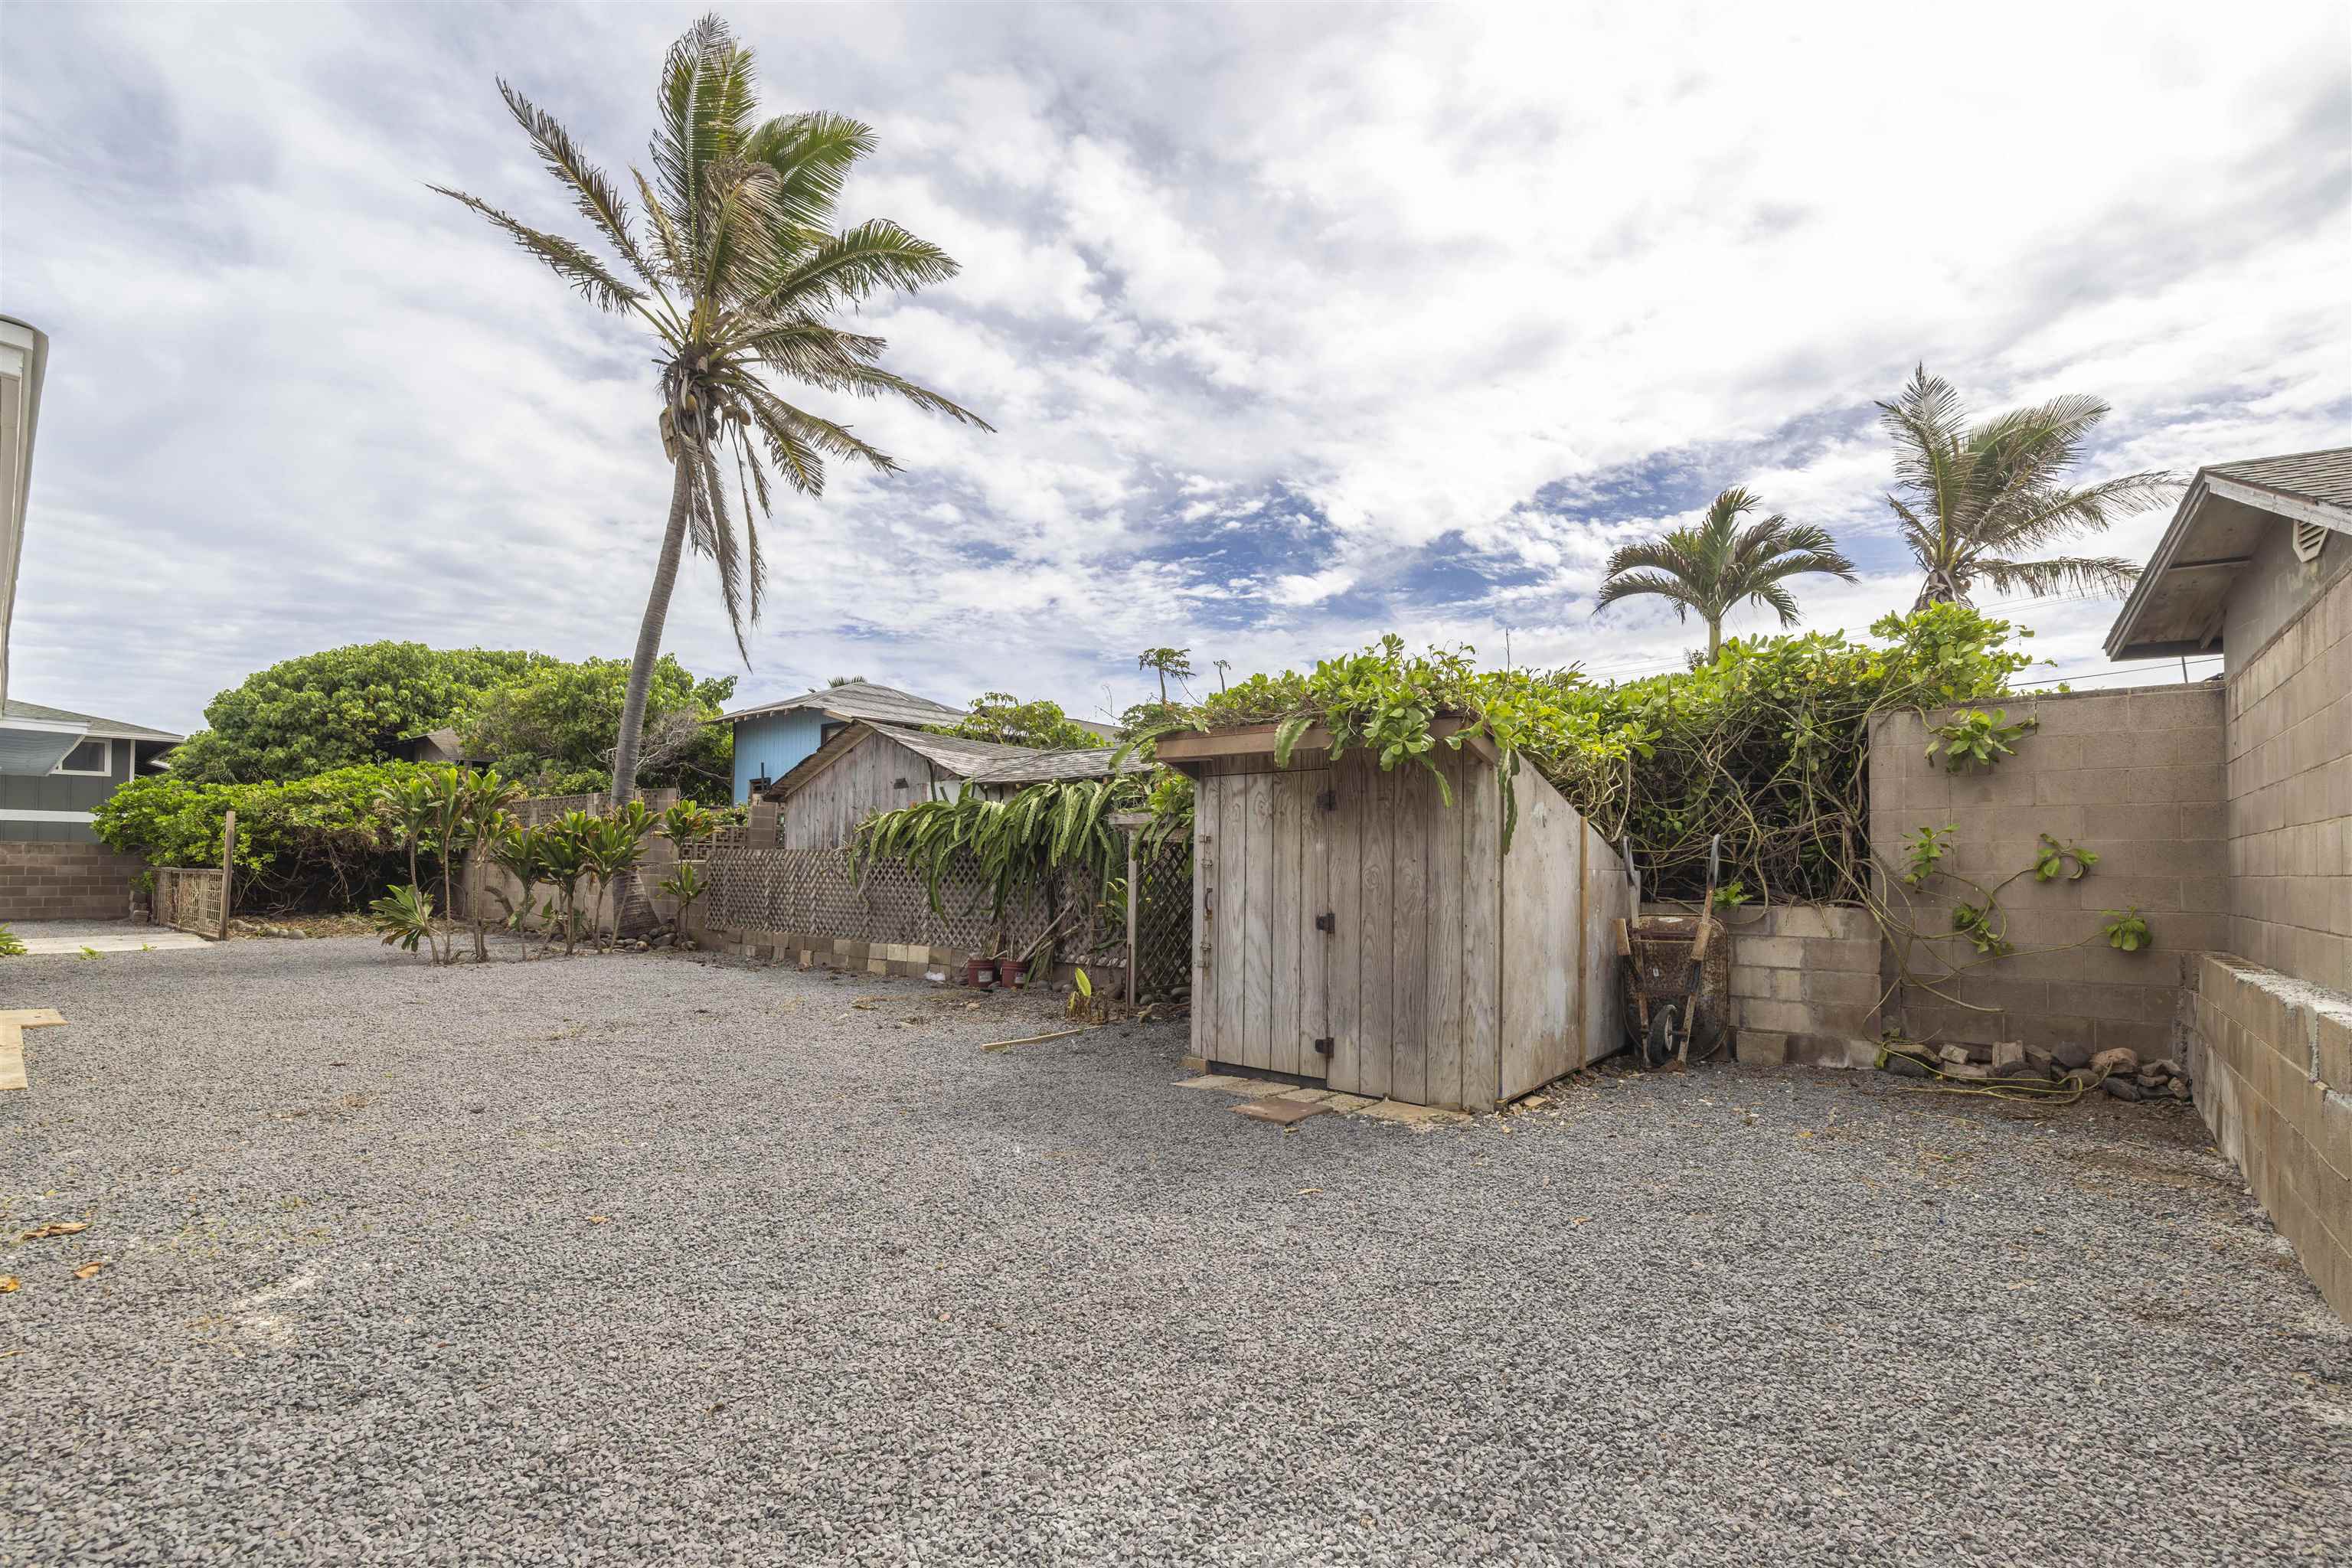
[1880,1038,2194,1102]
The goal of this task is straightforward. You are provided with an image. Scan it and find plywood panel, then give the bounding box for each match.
[1191,783,1217,1067]
[1583,822,1633,1066]
[1356,759,1394,1101]
[1299,769,1331,1083]
[1325,759,1363,1095]
[1269,771,1304,1076]
[1425,756,1466,1109]
[1461,758,1502,1111]
[1214,778,1250,1068]
[1389,769,1430,1106]
[1240,773,1276,1072]
[1499,768,1581,1100]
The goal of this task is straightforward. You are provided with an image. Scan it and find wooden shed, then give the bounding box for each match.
[760,720,1142,850]
[1157,719,1633,1112]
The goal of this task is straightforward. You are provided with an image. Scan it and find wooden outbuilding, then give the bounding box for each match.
[760,720,1142,850]
[1157,718,1633,1112]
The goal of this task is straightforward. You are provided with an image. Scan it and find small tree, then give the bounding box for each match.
[1137,648,1194,707]
[583,803,653,952]
[374,773,448,963]
[539,812,595,956]
[485,820,547,959]
[1595,487,1857,659]
[459,769,523,961]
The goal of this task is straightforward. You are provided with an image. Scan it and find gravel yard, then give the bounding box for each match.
[5,936,2347,1566]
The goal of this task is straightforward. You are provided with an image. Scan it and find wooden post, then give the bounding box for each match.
[218,808,237,939]
[1125,831,1140,1008]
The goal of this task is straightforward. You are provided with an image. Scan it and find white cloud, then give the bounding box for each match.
[0,0,2344,736]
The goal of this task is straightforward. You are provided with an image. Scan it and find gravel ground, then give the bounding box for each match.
[4,937,2347,1566]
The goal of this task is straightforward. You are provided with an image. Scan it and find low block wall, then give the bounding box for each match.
[0,841,142,921]
[1643,902,1884,1067]
[2185,952,2352,1317]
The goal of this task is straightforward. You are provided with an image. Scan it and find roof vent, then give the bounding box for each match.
[2292,521,2328,564]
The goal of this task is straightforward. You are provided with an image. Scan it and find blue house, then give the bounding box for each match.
[720,681,967,805]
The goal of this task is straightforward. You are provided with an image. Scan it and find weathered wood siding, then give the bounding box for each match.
[776,732,947,850]
[1498,767,1584,1100]
[1581,818,1635,1063]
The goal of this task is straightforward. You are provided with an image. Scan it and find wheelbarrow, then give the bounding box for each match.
[1614,835,1727,1070]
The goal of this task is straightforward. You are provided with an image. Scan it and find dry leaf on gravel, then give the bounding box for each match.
[586,1215,612,1224]
[74,1262,106,1280]
[18,1222,88,1241]
[0,1276,19,1293]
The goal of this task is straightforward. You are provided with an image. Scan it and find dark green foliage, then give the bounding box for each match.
[930,692,1101,750]
[93,763,431,912]
[458,655,736,804]
[166,643,535,784]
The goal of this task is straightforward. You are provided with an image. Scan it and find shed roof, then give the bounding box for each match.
[721,679,965,729]
[1154,714,1499,776]
[763,720,1142,801]
[2103,446,2352,660]
[1,697,184,743]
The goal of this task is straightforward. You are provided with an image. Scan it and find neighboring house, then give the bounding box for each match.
[760,720,1143,850]
[2,315,51,709]
[0,700,182,843]
[393,727,489,769]
[720,680,968,804]
[2102,445,2350,1318]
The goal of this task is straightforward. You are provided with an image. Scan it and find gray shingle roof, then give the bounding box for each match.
[2205,448,2352,513]
[1,698,184,743]
[722,680,965,729]
[969,746,1144,785]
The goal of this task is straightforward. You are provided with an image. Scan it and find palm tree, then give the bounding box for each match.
[1593,487,1857,658]
[1137,647,1194,706]
[433,14,988,831]
[1877,365,2176,609]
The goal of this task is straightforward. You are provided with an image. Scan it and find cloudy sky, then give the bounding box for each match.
[5,1,2347,735]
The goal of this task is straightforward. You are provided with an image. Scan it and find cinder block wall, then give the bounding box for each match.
[0,841,142,920]
[2186,953,2351,1316]
[2224,565,2352,994]
[1869,686,2229,1058]
[1639,901,1881,1067]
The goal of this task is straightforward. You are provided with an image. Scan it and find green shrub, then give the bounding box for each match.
[93,763,430,911]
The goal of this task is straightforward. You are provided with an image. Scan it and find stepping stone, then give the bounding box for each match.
[1319,1093,1376,1113]
[1234,1097,1332,1125]
[1357,1099,1472,1129]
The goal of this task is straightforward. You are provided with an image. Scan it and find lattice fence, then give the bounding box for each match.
[701,846,1132,972]
[1129,841,1194,1001]
[153,867,227,939]
[505,787,680,828]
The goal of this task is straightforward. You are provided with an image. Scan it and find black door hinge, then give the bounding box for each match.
[1315,911,1335,933]
[1317,789,1337,812]
[1312,1037,1334,1056]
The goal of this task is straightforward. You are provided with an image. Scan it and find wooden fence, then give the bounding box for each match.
[150,808,234,939]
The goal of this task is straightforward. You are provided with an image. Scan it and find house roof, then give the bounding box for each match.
[0,697,184,743]
[762,720,1143,801]
[2104,446,2352,661]
[721,679,965,730]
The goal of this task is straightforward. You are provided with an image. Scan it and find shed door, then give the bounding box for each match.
[1195,766,1333,1080]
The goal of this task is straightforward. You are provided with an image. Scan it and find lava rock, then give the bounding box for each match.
[2103,1077,2144,1102]
[2089,1048,2140,1076]
[2053,1043,2093,1070]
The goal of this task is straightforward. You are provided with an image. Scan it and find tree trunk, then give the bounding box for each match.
[607,452,697,936]
[1706,619,1722,660]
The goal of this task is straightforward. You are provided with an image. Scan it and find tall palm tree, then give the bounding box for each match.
[1593,487,1857,658]
[433,15,988,830]
[1877,365,2175,609]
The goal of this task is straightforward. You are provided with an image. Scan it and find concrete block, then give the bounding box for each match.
[1803,969,1883,1006]
[1734,935,1806,969]
[1736,1030,1789,1067]
[1737,999,1822,1035]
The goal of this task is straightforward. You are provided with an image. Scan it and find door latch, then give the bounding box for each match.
[1314,911,1335,933]
[1316,789,1337,812]
[1312,1037,1334,1056]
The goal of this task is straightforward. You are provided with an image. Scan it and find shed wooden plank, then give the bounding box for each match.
[1326,756,1362,1094]
[0,1022,24,1093]
[1389,766,1430,1106]
[1269,770,1304,1076]
[1583,823,1631,1066]
[1356,757,1394,1101]
[1460,759,1502,1111]
[1215,777,1249,1068]
[1191,785,1217,1067]
[1299,769,1331,1083]
[1240,772,1276,1072]
[1425,756,1465,1109]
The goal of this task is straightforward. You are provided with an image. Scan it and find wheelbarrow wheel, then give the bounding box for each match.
[1644,1003,1680,1068]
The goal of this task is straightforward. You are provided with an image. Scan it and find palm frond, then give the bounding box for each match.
[1981,471,2180,552]
[497,80,662,296]
[1971,555,2141,599]
[1592,570,1700,622]
[750,219,962,315]
[745,111,877,237]
[427,185,645,312]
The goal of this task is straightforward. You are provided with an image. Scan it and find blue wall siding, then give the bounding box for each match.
[730,710,832,802]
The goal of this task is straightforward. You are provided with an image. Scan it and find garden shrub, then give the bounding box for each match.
[93,763,432,912]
